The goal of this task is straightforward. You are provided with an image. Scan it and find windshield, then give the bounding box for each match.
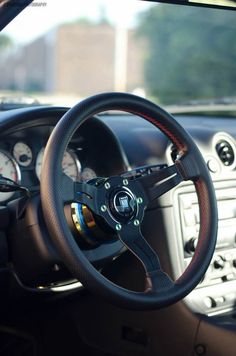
[0,0,235,108]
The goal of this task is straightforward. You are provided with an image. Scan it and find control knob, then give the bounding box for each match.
[213,255,225,270]
[204,296,217,309]
[185,238,198,254]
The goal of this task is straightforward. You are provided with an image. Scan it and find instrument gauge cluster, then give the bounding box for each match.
[0,140,98,202]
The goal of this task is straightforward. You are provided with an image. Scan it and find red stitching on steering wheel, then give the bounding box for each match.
[123,109,186,151]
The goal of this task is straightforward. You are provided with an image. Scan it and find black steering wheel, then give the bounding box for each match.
[41,93,217,310]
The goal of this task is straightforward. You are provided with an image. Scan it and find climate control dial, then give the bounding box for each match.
[185,238,198,254]
[213,255,225,270]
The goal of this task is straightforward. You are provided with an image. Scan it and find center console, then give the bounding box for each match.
[176,184,236,315]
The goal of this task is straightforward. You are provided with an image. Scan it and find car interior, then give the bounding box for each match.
[0,0,235,355]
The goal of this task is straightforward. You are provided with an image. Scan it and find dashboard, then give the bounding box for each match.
[0,105,236,320]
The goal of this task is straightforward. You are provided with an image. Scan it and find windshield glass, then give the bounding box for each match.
[0,0,235,108]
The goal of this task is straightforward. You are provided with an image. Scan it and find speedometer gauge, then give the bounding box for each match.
[0,151,20,202]
[36,148,81,181]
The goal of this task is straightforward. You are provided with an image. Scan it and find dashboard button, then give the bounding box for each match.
[207,158,220,173]
[204,297,216,309]
[222,273,235,282]
[215,296,225,305]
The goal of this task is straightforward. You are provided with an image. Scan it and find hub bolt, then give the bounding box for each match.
[137,197,143,204]
[134,219,140,226]
[105,182,111,189]
[115,223,122,231]
[101,205,107,212]
[123,179,129,186]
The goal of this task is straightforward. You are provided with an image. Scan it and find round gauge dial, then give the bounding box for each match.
[0,150,20,202]
[81,167,97,182]
[62,150,81,181]
[13,142,32,167]
[36,148,81,181]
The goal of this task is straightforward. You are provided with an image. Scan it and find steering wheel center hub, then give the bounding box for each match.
[109,187,137,222]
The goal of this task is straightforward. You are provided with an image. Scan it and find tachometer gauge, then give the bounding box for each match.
[36,148,81,181]
[0,150,20,202]
[13,142,32,167]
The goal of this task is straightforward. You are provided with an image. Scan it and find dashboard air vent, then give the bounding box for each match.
[216,140,235,167]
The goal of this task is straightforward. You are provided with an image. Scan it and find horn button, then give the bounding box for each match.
[109,187,137,223]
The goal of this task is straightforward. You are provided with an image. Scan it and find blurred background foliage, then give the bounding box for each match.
[137,5,236,104]
[0,34,13,51]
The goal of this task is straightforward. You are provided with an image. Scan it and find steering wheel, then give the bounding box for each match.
[41,93,217,310]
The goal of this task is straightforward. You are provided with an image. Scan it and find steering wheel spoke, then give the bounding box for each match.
[121,163,168,182]
[118,225,173,292]
[143,164,182,201]
[118,225,161,273]
[126,164,182,202]
[145,270,174,293]
[175,152,201,181]
[124,153,201,204]
[61,173,97,211]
